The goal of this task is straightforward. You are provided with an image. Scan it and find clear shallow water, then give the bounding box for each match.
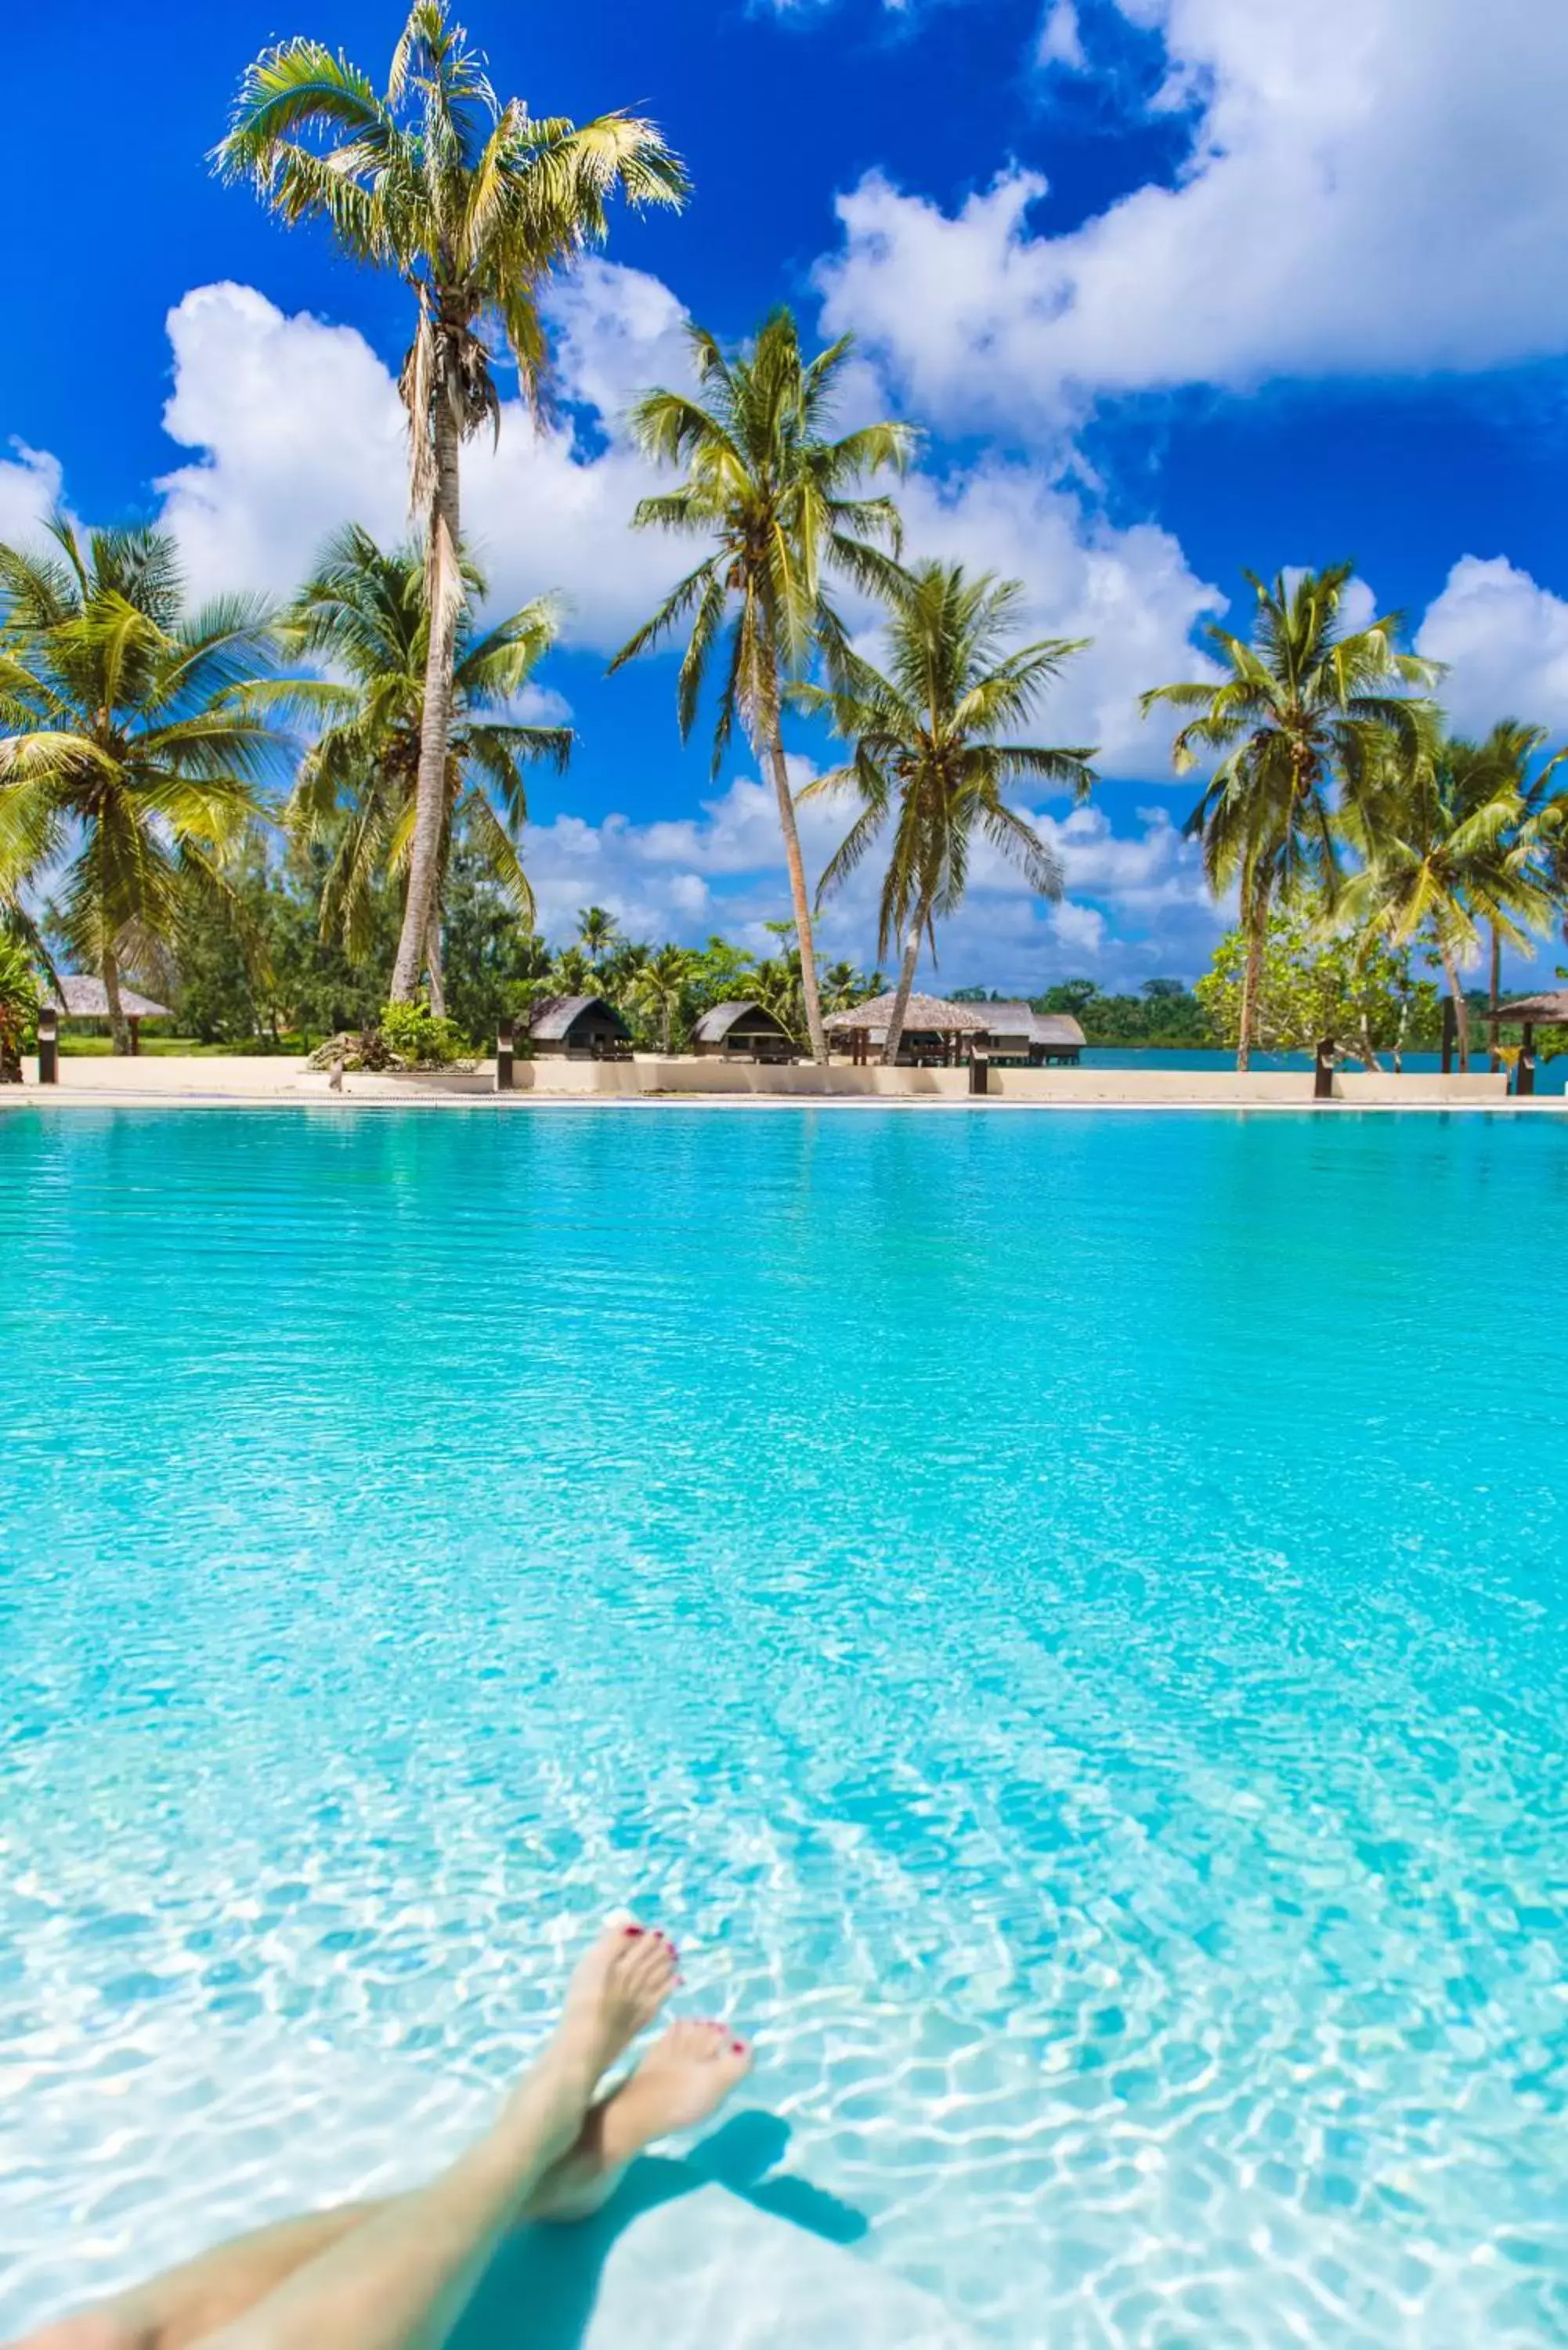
[2,1105,1566,2347]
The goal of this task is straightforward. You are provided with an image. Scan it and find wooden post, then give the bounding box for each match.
[495,1018,515,1093]
[970,1050,989,1097]
[1440,995,1456,1075]
[1518,1022,1536,1097]
[129,1016,141,1058]
[1313,1036,1336,1101]
[37,1005,59,1086]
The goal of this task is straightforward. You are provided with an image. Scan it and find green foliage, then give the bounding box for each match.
[1141,565,1440,1066]
[0,518,285,1050]
[612,306,914,1059]
[0,933,42,1079]
[1034,978,1214,1047]
[1196,906,1440,1060]
[379,996,467,1066]
[280,525,570,971]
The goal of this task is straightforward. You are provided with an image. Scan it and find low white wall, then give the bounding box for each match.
[6,1054,1524,1108]
[1334,1070,1508,1104]
[513,1058,974,1098]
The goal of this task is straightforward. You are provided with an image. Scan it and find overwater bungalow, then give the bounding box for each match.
[977,1002,1086,1066]
[49,975,172,1056]
[690,1001,795,1061]
[527,994,633,1060]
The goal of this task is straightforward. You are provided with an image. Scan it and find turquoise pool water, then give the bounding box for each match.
[2,1106,1566,2346]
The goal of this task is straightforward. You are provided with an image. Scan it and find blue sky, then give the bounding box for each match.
[5,0,1568,987]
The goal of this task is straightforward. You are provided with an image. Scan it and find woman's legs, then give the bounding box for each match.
[13,1948,753,2350]
[12,1924,681,2350]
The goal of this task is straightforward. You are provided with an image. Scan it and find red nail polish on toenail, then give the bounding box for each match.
[623,1925,645,1937]
[732,2040,747,2055]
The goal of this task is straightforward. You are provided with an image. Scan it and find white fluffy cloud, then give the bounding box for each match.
[520,766,1219,988]
[1417,557,1568,737]
[0,443,63,547]
[889,460,1220,775]
[154,276,692,649]
[817,0,1568,427]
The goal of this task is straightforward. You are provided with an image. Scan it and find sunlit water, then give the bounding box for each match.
[2,1106,1566,2347]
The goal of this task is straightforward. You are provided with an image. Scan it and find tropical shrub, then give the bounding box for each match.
[378,999,468,1067]
[0,936,42,1082]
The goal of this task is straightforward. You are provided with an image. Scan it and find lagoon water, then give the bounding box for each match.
[2,1107,1566,2345]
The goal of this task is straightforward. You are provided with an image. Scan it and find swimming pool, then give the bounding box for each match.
[2,1107,1565,2345]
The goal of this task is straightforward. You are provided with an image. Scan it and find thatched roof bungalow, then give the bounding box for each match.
[527,994,631,1060]
[825,991,991,1066]
[690,1000,795,1061]
[48,975,172,1055]
[977,1001,1086,1066]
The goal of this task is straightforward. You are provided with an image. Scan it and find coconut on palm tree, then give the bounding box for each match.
[1343,716,1560,1070]
[0,521,282,1053]
[215,0,686,1004]
[1140,566,1439,1070]
[800,560,1097,1067]
[283,525,569,1015]
[609,309,913,1062]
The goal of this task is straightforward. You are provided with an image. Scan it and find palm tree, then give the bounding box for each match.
[1344,718,1560,1070]
[1448,723,1568,1061]
[1140,566,1438,1069]
[800,561,1097,1066]
[609,309,914,1062]
[284,525,568,1015]
[577,906,618,965]
[550,944,594,994]
[215,0,686,1004]
[633,942,693,1053]
[0,521,281,1053]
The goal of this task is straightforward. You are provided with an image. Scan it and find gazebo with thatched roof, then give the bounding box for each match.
[49,975,172,1056]
[825,991,991,1068]
[1486,990,1568,1096]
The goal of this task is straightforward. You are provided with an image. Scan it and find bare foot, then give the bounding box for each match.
[598,2019,753,2166]
[526,2018,753,2224]
[551,1922,680,2094]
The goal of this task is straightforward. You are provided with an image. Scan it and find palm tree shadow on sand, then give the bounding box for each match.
[451,2110,868,2350]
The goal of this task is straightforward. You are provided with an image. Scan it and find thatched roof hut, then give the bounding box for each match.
[46,974,172,1055]
[52,976,171,1021]
[1488,991,1568,1025]
[825,991,991,1066]
[1485,992,1568,1096]
[690,1000,794,1060]
[526,994,631,1059]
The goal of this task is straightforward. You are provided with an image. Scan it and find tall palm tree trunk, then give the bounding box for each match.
[1235,877,1268,1075]
[1488,920,1501,1072]
[881,911,925,1068]
[101,945,131,1058]
[1437,939,1471,1072]
[761,692,827,1065]
[425,917,446,1018]
[392,400,463,1003]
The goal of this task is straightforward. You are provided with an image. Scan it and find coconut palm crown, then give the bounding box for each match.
[282,525,569,1014]
[610,308,914,1061]
[1140,565,1440,1068]
[215,0,687,1004]
[0,519,283,1053]
[800,559,1097,1066]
